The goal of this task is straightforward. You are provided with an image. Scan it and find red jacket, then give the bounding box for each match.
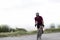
[35,16,43,25]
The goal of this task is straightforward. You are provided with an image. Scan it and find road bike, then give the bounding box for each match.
[37,26,43,40]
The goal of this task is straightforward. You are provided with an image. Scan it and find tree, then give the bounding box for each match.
[16,28,27,32]
[58,25,60,28]
[0,25,10,32]
[50,23,55,29]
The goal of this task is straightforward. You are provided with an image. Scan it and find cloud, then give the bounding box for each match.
[48,0,60,4]
[0,0,22,8]
[0,0,48,9]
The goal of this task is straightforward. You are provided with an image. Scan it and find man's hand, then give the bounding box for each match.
[35,21,38,27]
[35,24,37,27]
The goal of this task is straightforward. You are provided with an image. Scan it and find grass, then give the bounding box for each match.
[44,28,60,33]
[0,31,37,37]
[0,28,60,37]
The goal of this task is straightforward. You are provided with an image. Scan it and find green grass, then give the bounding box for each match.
[0,28,60,37]
[0,30,37,37]
[44,28,60,33]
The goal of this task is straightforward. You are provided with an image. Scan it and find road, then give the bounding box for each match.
[0,32,60,40]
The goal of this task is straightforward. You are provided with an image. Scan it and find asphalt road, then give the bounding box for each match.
[0,32,60,40]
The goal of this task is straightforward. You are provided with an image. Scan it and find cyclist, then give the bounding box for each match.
[34,12,44,33]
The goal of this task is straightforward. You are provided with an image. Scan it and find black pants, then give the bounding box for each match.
[37,24,44,33]
[37,24,44,29]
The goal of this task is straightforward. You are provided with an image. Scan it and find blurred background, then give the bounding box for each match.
[0,0,60,37]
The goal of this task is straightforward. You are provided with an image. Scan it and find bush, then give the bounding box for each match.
[1,25,10,32]
[0,25,12,32]
[31,30,37,34]
[10,28,16,32]
[50,24,55,29]
[0,25,27,33]
[16,28,27,32]
[0,26,2,32]
[44,28,60,33]
[58,25,60,28]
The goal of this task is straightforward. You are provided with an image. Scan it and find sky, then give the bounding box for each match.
[0,0,60,31]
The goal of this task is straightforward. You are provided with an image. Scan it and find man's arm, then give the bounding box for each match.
[34,17,37,27]
[40,16,43,24]
[41,16,44,27]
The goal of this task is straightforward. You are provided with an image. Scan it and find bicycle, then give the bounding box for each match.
[37,25,43,40]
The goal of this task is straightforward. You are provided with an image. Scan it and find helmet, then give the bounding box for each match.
[36,12,39,16]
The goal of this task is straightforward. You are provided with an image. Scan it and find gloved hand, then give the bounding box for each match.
[35,24,37,27]
[42,24,44,27]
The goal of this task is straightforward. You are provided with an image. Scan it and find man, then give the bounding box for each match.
[34,12,44,33]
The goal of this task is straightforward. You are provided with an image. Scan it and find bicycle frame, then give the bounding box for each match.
[37,26,43,40]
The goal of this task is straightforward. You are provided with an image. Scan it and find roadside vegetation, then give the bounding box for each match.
[0,24,60,37]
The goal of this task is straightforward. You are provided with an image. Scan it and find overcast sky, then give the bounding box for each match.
[0,0,60,31]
